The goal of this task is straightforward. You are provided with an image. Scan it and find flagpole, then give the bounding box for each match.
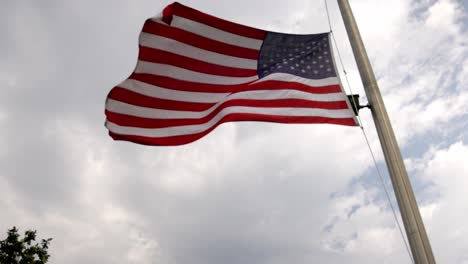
[336,0,436,263]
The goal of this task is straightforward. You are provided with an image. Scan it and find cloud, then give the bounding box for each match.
[410,141,468,263]
[0,0,467,263]
[367,0,467,145]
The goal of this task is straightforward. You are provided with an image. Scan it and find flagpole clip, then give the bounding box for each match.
[347,94,370,116]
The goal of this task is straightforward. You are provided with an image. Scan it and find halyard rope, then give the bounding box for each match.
[323,1,414,262]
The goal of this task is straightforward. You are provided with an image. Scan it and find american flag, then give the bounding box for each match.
[105,2,358,146]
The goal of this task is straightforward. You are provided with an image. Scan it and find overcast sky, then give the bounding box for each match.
[1,0,467,263]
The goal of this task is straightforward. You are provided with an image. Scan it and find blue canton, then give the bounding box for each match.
[258,32,336,79]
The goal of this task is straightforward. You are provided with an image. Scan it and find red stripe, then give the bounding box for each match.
[162,2,266,40]
[108,87,213,111]
[108,114,357,146]
[109,90,349,113]
[130,73,342,94]
[109,87,349,112]
[130,73,243,93]
[105,99,350,129]
[138,46,257,77]
[142,21,259,60]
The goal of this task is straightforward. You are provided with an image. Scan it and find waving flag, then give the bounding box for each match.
[105,2,358,145]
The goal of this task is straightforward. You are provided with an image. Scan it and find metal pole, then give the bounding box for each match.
[336,0,436,263]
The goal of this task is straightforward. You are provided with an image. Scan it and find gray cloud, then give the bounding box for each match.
[0,0,467,264]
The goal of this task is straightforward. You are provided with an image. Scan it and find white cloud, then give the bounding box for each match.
[412,141,468,263]
[426,0,462,32]
[321,185,411,263]
[338,0,468,148]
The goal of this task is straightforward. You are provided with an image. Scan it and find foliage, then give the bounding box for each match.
[0,227,52,264]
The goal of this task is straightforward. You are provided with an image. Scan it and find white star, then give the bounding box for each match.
[306,65,311,69]
[301,69,306,73]
[291,66,295,70]
[327,68,332,71]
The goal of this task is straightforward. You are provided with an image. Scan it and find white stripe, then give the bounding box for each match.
[118,79,345,104]
[117,76,345,103]
[135,60,259,85]
[106,88,348,119]
[139,33,258,70]
[106,106,354,138]
[252,72,340,87]
[149,17,165,24]
[118,79,230,103]
[171,15,263,50]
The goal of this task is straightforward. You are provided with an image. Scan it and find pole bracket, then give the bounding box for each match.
[347,94,370,116]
